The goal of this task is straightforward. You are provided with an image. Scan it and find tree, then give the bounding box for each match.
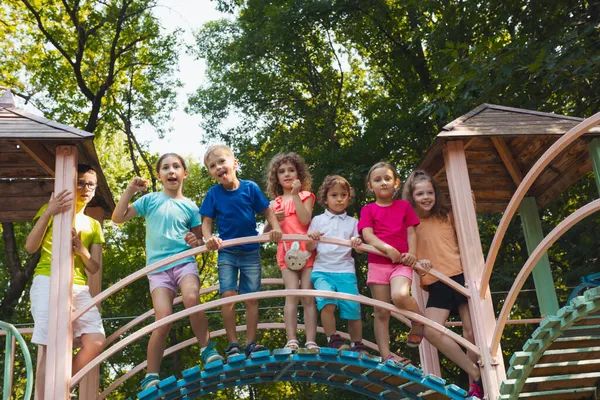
[0,0,180,320]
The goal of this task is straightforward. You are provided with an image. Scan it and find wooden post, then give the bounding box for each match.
[519,197,559,316]
[587,138,600,194]
[443,140,506,398]
[44,146,77,400]
[412,277,441,376]
[78,206,104,399]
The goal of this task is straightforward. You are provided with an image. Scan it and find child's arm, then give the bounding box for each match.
[201,216,223,250]
[306,230,323,250]
[361,227,402,263]
[291,180,313,226]
[25,190,73,254]
[350,236,364,253]
[111,177,147,223]
[185,225,204,248]
[72,228,101,274]
[264,207,282,242]
[402,226,417,267]
[263,201,284,233]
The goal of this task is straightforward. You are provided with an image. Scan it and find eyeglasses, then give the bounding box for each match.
[77,181,97,190]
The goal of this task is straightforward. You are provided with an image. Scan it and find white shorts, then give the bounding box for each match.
[30,275,105,346]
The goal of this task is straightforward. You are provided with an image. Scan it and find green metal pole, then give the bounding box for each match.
[3,330,13,400]
[587,138,600,194]
[519,197,560,316]
[0,321,33,400]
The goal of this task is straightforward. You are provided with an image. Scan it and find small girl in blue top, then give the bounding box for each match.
[112,153,222,391]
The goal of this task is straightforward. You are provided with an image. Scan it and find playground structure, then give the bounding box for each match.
[1,90,600,399]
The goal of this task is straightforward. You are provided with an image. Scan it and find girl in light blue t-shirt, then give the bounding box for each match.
[112,153,222,391]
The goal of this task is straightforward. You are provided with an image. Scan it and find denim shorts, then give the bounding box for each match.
[310,271,361,320]
[218,248,262,294]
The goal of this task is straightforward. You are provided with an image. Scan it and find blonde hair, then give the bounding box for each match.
[203,145,234,167]
[265,152,312,198]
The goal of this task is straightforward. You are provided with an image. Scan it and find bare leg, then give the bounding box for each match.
[370,284,392,358]
[36,345,46,400]
[320,304,337,336]
[300,267,317,343]
[179,274,210,347]
[457,303,480,372]
[348,319,363,343]
[282,268,300,342]
[72,333,105,375]
[147,287,175,373]
[221,290,238,344]
[424,307,480,381]
[245,298,259,343]
[390,276,423,337]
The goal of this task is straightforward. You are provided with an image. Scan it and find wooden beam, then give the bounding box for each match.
[431,138,476,181]
[0,211,38,222]
[0,180,54,197]
[17,140,55,177]
[45,145,77,400]
[491,136,523,186]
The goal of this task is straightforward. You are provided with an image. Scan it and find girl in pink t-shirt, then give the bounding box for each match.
[358,161,424,364]
[264,152,318,351]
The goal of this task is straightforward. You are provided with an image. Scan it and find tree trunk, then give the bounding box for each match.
[0,222,39,321]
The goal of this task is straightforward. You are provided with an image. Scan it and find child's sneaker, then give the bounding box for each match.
[245,341,267,357]
[327,334,350,351]
[467,378,484,399]
[200,341,224,365]
[350,341,369,355]
[225,342,242,357]
[140,373,160,391]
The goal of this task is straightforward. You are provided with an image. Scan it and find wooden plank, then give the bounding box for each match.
[439,126,588,137]
[476,105,583,121]
[530,358,600,377]
[549,336,600,350]
[522,371,600,392]
[534,140,589,186]
[0,139,23,152]
[18,140,56,177]
[491,136,524,186]
[0,180,54,197]
[0,166,51,178]
[517,387,596,399]
[0,211,37,222]
[517,136,556,170]
[462,120,579,127]
[535,156,591,208]
[477,202,511,213]
[465,150,501,163]
[0,196,47,211]
[538,347,600,364]
[0,151,38,165]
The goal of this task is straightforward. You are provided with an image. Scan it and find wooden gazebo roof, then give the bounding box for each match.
[0,90,115,222]
[419,104,600,213]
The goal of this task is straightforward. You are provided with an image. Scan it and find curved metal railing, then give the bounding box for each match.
[0,320,33,400]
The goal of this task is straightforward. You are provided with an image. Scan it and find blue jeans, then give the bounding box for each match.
[217,248,262,294]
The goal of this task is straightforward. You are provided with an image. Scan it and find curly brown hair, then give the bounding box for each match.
[266,152,312,198]
[401,169,450,219]
[317,175,355,206]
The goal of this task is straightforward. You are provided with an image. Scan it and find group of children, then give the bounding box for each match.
[26,144,483,398]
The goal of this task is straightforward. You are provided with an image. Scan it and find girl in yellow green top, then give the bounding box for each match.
[26,164,105,398]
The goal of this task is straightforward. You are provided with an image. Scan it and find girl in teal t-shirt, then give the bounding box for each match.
[112,153,222,391]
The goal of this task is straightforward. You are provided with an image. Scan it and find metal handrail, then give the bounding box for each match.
[0,321,33,400]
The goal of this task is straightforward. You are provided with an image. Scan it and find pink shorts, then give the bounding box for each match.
[148,262,199,293]
[367,262,413,286]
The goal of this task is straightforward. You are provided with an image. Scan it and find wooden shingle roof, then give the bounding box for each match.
[0,90,115,221]
[419,104,600,213]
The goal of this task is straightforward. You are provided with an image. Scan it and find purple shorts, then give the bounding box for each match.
[367,262,413,286]
[148,262,199,293]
